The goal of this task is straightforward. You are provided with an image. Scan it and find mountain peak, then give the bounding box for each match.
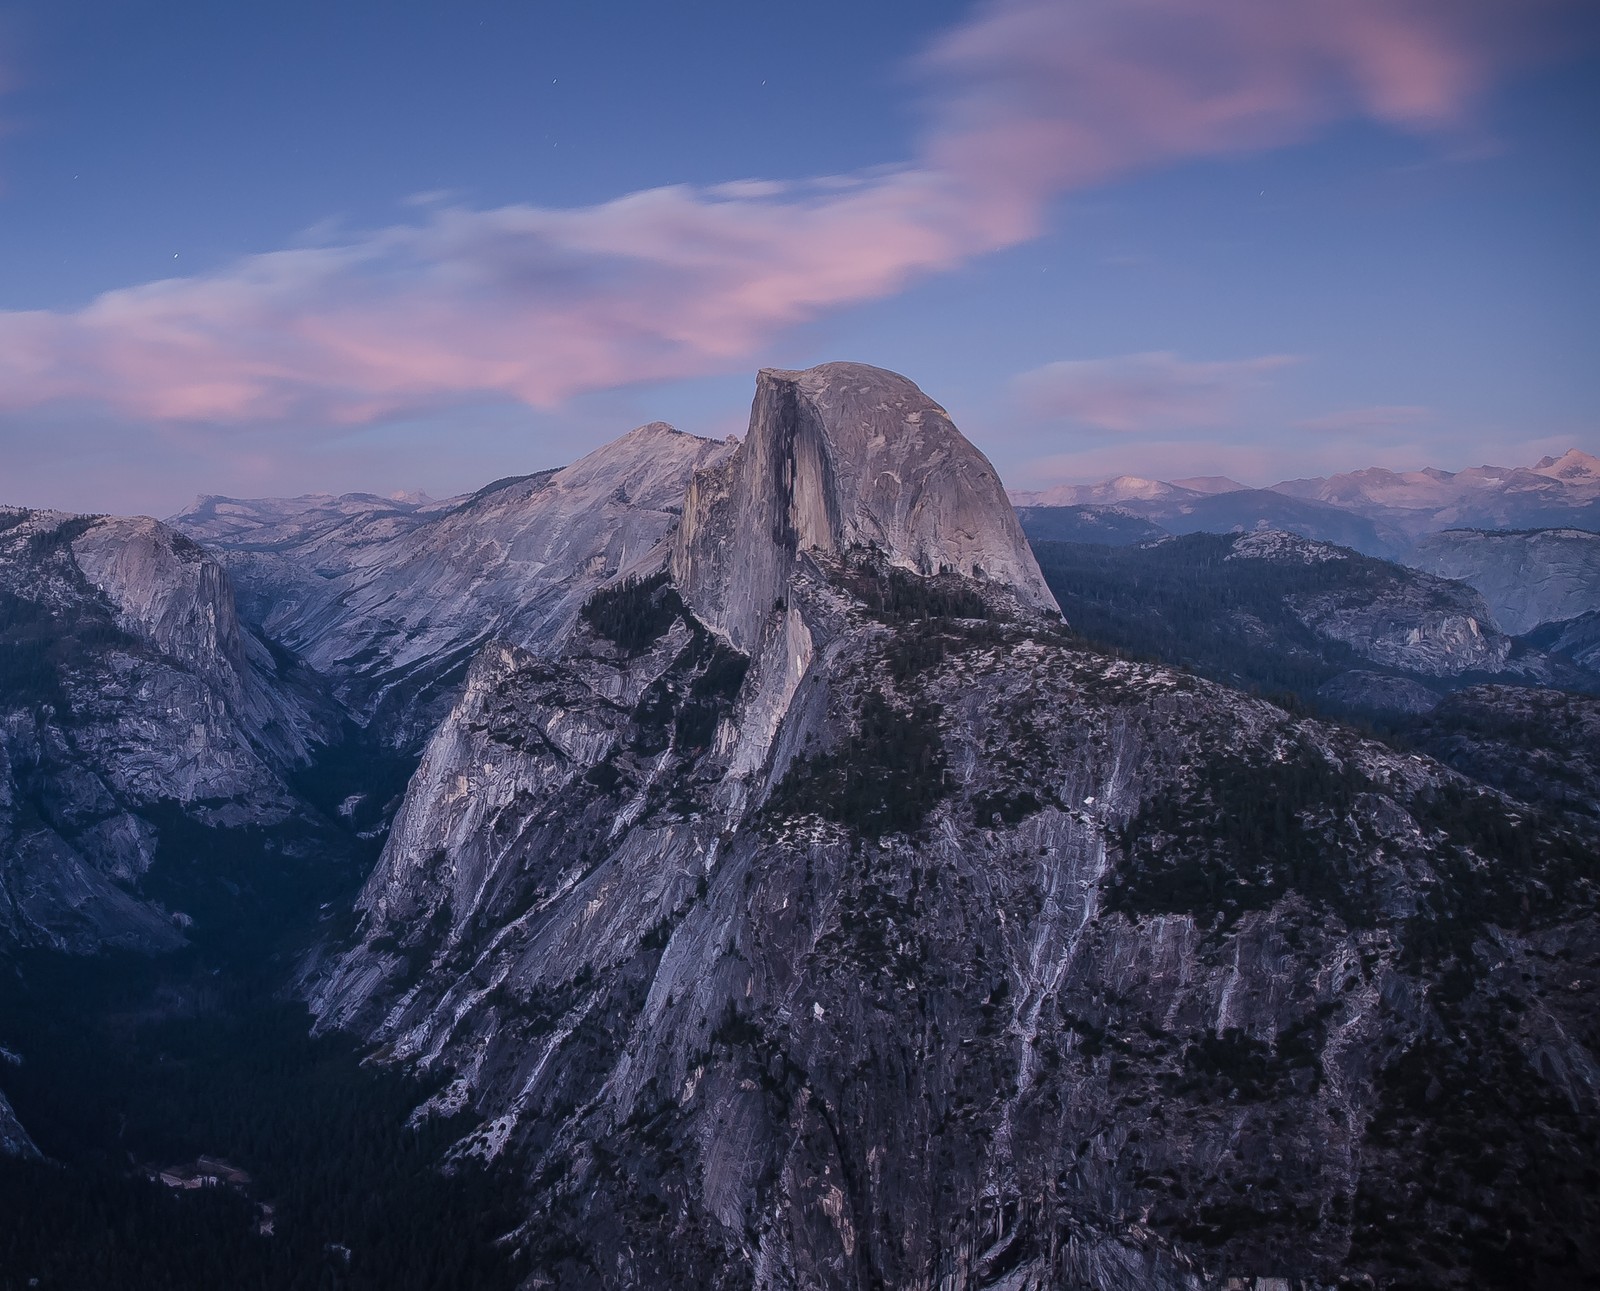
[672,362,1055,650]
[538,420,722,504]
[1532,448,1600,482]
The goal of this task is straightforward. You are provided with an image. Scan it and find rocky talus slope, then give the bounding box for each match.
[0,507,338,952]
[171,424,732,749]
[308,366,1600,1290]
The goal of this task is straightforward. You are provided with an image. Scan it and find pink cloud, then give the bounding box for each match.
[0,172,1003,423]
[1015,352,1299,432]
[0,0,1579,428]
[918,0,1562,207]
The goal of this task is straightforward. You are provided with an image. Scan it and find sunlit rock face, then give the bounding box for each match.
[305,369,1600,1290]
[0,508,335,953]
[1217,530,1508,678]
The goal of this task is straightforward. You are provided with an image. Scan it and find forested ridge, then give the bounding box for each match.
[1029,534,1387,700]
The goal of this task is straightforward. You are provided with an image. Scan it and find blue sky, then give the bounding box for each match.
[1,0,1595,515]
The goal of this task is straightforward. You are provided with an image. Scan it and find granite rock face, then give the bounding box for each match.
[308,371,1600,1289]
[0,508,336,952]
[1404,527,1600,636]
[172,425,732,749]
[673,363,1055,652]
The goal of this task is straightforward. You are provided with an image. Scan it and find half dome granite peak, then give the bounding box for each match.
[673,361,1057,651]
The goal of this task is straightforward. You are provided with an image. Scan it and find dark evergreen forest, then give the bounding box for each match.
[0,737,522,1291]
[1029,534,1389,702]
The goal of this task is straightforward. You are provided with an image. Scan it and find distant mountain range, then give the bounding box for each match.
[1012,448,1600,554]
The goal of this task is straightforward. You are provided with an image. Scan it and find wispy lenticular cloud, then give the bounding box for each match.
[1015,352,1298,432]
[0,0,1577,427]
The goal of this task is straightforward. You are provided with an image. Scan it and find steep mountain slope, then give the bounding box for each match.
[1403,685,1600,827]
[172,489,451,561]
[173,425,732,749]
[0,507,339,953]
[1527,610,1600,675]
[1405,528,1600,635]
[308,368,1600,1290]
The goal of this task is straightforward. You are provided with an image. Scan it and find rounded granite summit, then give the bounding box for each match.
[673,361,1056,650]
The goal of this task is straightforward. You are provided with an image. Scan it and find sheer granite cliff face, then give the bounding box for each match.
[308,369,1599,1289]
[0,508,337,952]
[173,425,732,749]
[673,363,1055,652]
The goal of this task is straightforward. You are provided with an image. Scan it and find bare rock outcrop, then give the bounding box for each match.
[673,363,1055,652]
